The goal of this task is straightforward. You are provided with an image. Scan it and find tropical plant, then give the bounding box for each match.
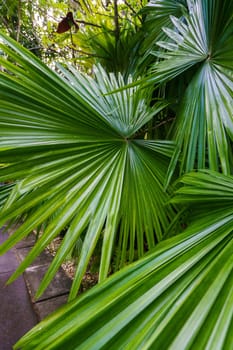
[0,31,177,300]
[0,0,232,349]
[146,0,233,186]
[14,170,233,350]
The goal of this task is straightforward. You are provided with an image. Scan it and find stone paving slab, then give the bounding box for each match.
[34,294,69,321]
[0,227,38,350]
[0,272,38,350]
[24,264,72,302]
[0,248,19,273]
[16,245,53,267]
[0,229,19,272]
[0,229,18,272]
[0,228,8,244]
[0,226,73,348]
[14,233,36,249]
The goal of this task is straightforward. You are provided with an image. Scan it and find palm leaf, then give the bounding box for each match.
[0,32,176,300]
[14,170,233,350]
[140,0,188,50]
[145,0,233,185]
[0,182,14,208]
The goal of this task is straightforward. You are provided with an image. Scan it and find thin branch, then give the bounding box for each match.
[69,29,76,64]
[135,117,175,137]
[124,0,137,16]
[151,117,176,129]
[113,0,120,42]
[16,0,22,42]
[28,46,43,51]
[123,0,143,24]
[76,20,102,28]
[71,48,106,59]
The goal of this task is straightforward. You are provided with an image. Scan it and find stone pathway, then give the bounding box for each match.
[0,226,72,349]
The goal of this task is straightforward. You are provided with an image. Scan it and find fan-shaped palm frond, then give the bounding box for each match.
[145,0,233,185]
[14,170,233,350]
[0,32,176,300]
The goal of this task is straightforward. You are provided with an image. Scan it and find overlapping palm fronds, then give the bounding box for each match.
[15,170,233,350]
[0,32,176,301]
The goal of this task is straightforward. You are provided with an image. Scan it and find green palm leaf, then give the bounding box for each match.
[14,170,233,350]
[140,0,188,50]
[146,0,233,185]
[0,182,14,208]
[137,0,188,73]
[0,32,176,300]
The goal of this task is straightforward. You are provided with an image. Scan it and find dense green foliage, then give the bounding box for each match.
[0,0,147,70]
[0,0,232,349]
